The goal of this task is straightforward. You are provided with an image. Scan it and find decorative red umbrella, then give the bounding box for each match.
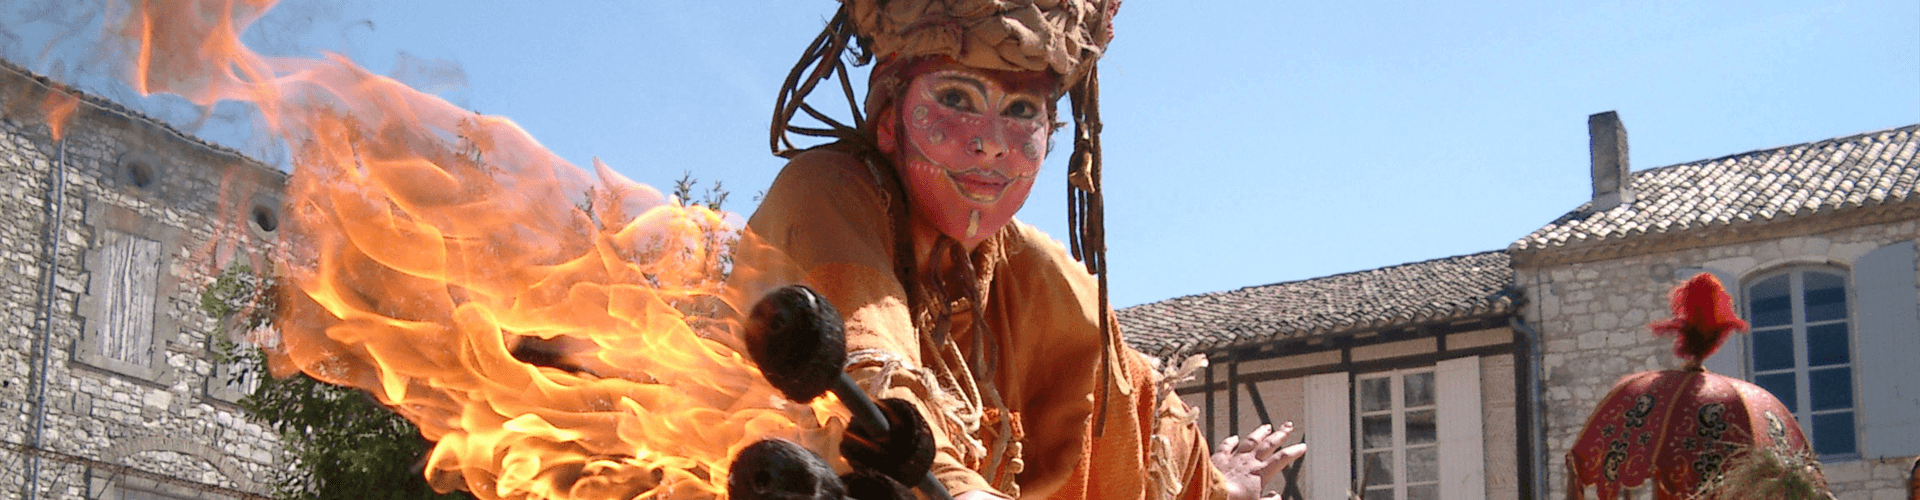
[1565,274,1817,499]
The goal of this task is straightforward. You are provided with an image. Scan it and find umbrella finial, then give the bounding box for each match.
[1651,273,1749,370]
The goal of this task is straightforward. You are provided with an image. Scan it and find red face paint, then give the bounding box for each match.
[890,65,1054,248]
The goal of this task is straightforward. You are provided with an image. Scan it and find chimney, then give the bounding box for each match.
[1588,111,1633,211]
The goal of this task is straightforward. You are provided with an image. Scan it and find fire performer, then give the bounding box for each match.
[750,1,1305,499]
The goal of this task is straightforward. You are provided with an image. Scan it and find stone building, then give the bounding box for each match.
[1121,116,1919,500]
[1121,250,1530,500]
[1,59,287,498]
[1515,115,1919,499]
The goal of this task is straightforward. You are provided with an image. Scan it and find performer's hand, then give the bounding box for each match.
[1210,422,1307,500]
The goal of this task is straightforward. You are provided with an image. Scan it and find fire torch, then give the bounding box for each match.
[732,285,953,500]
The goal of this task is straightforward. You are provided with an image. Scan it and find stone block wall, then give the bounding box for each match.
[1,60,286,499]
[1520,218,1920,500]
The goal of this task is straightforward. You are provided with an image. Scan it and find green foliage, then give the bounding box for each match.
[200,263,269,327]
[1690,443,1833,500]
[202,265,473,500]
[241,366,466,500]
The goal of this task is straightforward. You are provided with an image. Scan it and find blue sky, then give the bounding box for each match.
[5,0,1916,307]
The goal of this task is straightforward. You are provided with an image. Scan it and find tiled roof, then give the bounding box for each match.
[1118,251,1515,356]
[1512,124,1919,253]
[0,58,260,163]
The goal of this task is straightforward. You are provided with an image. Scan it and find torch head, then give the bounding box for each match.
[729,438,847,500]
[745,285,849,403]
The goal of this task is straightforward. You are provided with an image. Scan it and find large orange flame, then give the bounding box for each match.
[98,1,845,497]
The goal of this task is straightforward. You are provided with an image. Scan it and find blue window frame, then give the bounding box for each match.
[1745,269,1857,458]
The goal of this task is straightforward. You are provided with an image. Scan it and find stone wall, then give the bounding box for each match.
[1520,217,1919,500]
[1,61,286,499]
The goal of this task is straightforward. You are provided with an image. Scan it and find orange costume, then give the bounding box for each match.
[756,1,1263,498]
[747,146,1227,500]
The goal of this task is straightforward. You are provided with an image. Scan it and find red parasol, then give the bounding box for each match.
[1565,274,1816,499]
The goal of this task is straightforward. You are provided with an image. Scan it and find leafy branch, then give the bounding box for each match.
[201,265,471,500]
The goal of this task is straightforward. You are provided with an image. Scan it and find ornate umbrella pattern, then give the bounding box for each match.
[1566,367,1810,499]
[1565,274,1817,499]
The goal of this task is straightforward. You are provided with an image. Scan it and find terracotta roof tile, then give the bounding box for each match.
[1514,125,1919,252]
[1118,251,1514,356]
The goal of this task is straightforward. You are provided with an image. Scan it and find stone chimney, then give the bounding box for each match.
[1588,111,1633,211]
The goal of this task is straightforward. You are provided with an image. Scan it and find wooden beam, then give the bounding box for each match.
[1176,342,1519,394]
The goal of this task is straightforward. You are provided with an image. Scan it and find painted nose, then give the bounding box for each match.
[972,131,1010,158]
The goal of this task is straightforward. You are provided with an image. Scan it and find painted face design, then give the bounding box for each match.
[893,67,1052,248]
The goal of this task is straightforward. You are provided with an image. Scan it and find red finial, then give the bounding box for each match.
[1651,273,1750,369]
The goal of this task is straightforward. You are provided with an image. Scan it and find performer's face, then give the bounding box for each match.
[882,63,1054,248]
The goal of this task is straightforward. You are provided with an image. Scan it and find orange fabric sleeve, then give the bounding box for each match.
[985,223,1102,499]
[993,224,1228,500]
[746,148,1001,498]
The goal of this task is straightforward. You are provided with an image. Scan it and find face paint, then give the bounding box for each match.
[890,65,1053,248]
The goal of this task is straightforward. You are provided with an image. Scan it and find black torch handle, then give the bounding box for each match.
[831,374,953,500]
[744,285,953,500]
[832,373,892,438]
[919,471,953,500]
[920,471,953,500]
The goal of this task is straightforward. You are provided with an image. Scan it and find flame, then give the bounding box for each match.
[95,1,844,497]
[40,85,80,140]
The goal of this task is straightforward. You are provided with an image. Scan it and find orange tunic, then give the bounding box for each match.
[747,147,1227,500]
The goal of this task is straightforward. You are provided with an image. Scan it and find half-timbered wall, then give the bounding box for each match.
[1175,319,1527,500]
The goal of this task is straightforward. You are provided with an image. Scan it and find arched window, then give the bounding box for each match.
[1745,268,1857,457]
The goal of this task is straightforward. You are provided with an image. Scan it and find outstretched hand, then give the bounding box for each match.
[1210,422,1307,500]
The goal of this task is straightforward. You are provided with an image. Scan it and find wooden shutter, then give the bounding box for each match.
[1435,356,1486,500]
[1303,371,1350,500]
[99,233,161,366]
[1852,240,1920,458]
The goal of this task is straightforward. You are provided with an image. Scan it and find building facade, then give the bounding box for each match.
[1121,251,1529,500]
[1122,118,1919,500]
[1515,117,1919,499]
[1,60,286,499]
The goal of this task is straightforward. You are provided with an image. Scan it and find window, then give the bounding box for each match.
[80,228,167,378]
[1304,357,1482,500]
[118,487,200,500]
[1356,369,1439,500]
[78,206,188,383]
[1745,269,1856,457]
[107,477,207,500]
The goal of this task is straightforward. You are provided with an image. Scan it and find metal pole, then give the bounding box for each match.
[25,136,68,500]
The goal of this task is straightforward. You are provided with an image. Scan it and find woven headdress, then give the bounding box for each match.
[772,0,1117,149]
[771,0,1127,432]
